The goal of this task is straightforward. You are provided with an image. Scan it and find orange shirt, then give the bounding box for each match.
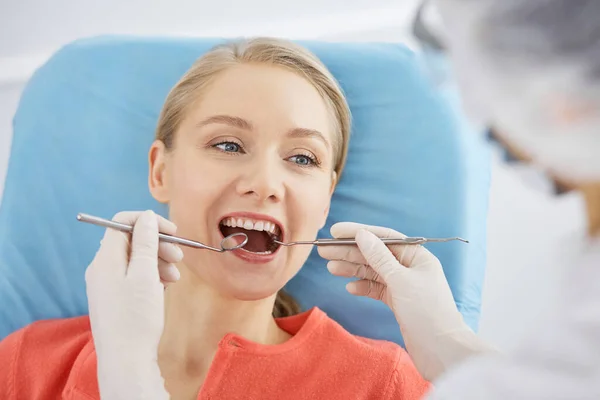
[0,307,430,399]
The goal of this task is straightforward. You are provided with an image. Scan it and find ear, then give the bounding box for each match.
[148,140,170,204]
[320,171,338,229]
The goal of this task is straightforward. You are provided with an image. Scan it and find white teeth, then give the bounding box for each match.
[220,216,281,236]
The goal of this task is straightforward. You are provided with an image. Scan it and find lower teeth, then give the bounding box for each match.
[242,248,273,255]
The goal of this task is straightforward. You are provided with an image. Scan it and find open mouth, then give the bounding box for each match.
[219,216,282,254]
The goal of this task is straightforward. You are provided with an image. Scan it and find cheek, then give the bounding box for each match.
[283,187,330,282]
[165,154,222,231]
[290,179,332,237]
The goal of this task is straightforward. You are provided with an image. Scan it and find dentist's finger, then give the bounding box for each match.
[327,261,386,284]
[111,211,177,235]
[318,243,367,264]
[331,222,405,240]
[158,242,184,264]
[318,222,406,264]
[326,222,435,268]
[346,279,389,303]
[91,211,178,277]
[127,210,160,282]
[318,240,422,270]
[355,229,407,282]
[158,260,180,283]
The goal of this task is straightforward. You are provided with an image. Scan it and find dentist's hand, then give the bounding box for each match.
[85,210,183,400]
[318,222,495,382]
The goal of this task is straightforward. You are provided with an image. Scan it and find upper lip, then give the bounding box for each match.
[218,211,285,241]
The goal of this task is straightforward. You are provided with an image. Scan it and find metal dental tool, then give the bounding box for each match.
[273,236,468,247]
[76,213,248,252]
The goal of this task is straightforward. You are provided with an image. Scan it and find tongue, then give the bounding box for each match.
[221,226,271,253]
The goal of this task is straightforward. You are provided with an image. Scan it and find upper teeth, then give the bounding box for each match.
[221,217,280,236]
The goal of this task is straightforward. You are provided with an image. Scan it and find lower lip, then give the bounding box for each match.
[229,247,280,264]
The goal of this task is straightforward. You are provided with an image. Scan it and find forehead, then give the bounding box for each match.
[187,63,334,138]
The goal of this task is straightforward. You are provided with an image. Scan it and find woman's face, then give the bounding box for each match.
[149,63,337,300]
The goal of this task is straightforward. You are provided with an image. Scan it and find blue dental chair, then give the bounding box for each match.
[0,37,490,344]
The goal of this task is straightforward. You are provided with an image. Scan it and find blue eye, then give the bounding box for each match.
[289,154,317,167]
[214,141,242,153]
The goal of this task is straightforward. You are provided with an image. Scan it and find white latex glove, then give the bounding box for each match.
[318,222,496,382]
[85,210,183,400]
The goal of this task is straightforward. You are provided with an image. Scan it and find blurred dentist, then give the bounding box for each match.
[319,0,600,398]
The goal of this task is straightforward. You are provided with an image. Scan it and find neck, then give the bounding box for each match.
[579,182,600,237]
[157,264,289,378]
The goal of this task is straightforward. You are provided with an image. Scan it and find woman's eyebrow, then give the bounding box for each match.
[196,116,330,148]
[287,128,330,148]
[196,115,253,130]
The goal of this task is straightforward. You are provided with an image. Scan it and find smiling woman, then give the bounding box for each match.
[149,38,351,322]
[0,37,429,400]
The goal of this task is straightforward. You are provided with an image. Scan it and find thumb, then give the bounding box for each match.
[127,210,160,282]
[355,229,406,282]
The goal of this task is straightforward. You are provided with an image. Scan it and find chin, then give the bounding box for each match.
[219,281,282,303]
[195,253,287,301]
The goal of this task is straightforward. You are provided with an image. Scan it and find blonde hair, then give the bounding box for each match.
[155,37,352,317]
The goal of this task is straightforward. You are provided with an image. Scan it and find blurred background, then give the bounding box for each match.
[0,0,587,349]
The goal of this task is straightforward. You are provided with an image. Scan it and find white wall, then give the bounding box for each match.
[1,0,410,59]
[0,0,588,349]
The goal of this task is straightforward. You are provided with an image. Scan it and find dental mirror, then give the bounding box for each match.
[220,232,249,251]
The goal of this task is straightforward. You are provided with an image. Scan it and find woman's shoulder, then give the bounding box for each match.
[281,307,407,366]
[0,316,94,399]
[1,315,93,359]
[310,308,403,357]
[307,308,431,399]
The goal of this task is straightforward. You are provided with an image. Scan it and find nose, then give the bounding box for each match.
[236,155,285,203]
